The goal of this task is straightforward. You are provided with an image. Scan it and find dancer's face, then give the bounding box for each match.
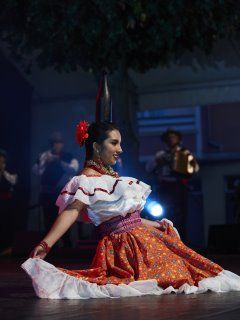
[96,130,123,166]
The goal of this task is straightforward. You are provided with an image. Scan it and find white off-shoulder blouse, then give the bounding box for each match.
[55,175,151,226]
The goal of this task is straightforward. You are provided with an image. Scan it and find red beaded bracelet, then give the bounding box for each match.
[38,240,51,253]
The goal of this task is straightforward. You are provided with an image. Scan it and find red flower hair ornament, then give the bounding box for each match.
[76,121,89,146]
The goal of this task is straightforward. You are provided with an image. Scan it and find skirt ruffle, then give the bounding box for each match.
[21,222,240,299]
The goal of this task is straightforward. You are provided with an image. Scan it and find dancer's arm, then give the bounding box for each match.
[30,200,86,259]
[141,218,159,228]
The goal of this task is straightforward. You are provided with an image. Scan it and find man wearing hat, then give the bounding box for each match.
[33,133,79,245]
[146,128,199,242]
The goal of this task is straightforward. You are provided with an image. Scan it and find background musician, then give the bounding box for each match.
[146,128,199,242]
[33,132,79,247]
[0,148,18,254]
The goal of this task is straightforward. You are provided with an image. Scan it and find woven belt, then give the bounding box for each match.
[99,211,142,236]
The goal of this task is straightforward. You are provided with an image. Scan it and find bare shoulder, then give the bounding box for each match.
[80,167,102,177]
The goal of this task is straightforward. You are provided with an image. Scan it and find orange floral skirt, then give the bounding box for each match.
[59,223,223,289]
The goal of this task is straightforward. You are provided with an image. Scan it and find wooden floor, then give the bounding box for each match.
[1,254,240,320]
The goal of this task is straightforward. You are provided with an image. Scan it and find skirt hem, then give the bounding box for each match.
[21,258,240,299]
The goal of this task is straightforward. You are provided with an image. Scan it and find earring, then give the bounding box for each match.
[96,149,102,165]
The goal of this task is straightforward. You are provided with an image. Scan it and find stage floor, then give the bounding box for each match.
[1,254,240,320]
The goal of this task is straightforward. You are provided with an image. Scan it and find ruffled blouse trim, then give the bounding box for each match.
[56,175,151,214]
[60,179,140,197]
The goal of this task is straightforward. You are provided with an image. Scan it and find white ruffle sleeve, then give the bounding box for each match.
[55,175,151,226]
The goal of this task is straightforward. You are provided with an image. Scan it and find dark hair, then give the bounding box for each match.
[85,121,120,159]
[161,128,182,143]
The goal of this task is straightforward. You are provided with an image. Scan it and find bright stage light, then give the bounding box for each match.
[146,201,164,218]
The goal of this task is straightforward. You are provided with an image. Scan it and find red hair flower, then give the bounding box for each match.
[76,120,89,146]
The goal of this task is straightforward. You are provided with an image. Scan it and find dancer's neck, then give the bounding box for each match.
[84,159,119,178]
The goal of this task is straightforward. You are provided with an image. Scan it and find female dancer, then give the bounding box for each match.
[22,121,240,299]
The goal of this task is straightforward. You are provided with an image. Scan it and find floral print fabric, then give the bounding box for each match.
[59,223,223,289]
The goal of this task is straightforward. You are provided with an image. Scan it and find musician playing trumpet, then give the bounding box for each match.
[146,128,199,242]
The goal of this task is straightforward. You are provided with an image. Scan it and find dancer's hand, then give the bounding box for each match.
[156,220,167,231]
[30,241,51,259]
[30,245,48,259]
